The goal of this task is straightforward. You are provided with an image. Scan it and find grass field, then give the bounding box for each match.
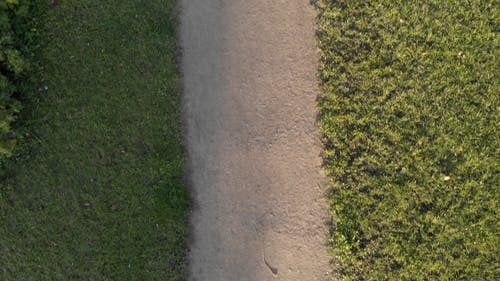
[0,1,189,280]
[316,0,499,280]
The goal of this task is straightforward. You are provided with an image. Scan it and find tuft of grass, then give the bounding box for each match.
[316,0,499,280]
[0,0,188,280]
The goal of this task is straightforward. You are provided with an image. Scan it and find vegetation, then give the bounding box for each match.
[0,0,188,280]
[0,0,34,159]
[316,0,499,280]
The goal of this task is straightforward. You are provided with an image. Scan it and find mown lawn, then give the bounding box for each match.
[0,0,188,280]
[316,0,498,280]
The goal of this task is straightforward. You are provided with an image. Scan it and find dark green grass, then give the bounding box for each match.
[0,0,188,280]
[316,0,499,280]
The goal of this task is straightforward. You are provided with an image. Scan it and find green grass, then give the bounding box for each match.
[0,0,188,280]
[316,0,499,280]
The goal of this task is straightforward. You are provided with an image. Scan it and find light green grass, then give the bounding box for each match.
[0,1,188,280]
[316,0,499,280]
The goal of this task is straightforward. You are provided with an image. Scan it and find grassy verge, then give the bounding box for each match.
[316,0,498,280]
[0,0,188,280]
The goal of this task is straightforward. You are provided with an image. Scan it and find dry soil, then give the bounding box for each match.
[180,1,332,280]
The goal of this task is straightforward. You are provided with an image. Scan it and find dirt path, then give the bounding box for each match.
[180,1,331,280]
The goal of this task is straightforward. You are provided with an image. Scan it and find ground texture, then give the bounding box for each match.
[180,1,332,280]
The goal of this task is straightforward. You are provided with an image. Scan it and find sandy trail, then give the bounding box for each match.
[180,1,331,280]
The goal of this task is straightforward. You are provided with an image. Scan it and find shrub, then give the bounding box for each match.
[316,0,499,280]
[0,0,33,159]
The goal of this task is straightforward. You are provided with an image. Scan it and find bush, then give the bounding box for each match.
[0,0,33,159]
[316,0,499,280]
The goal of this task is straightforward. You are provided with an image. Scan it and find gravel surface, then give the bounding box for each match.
[180,1,332,280]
